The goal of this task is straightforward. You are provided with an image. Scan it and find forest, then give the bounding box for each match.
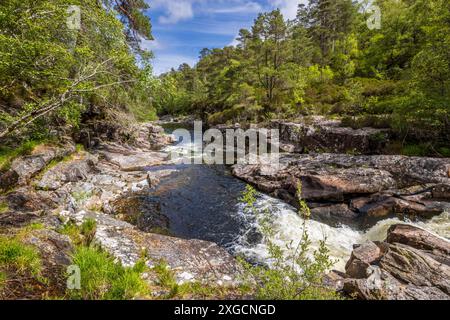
[153,0,450,155]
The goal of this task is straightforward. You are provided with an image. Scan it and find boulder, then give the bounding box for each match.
[271,118,391,155]
[341,225,450,300]
[69,211,242,286]
[232,153,450,221]
[35,156,98,191]
[98,143,168,172]
[0,143,75,190]
[136,123,175,151]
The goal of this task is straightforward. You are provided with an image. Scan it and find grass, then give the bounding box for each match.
[80,218,97,246]
[0,140,44,172]
[0,201,9,214]
[71,190,93,205]
[67,246,149,300]
[0,236,42,277]
[59,222,83,245]
[59,218,97,246]
[152,260,241,299]
[401,144,430,157]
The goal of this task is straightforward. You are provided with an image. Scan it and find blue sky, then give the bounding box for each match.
[143,0,306,74]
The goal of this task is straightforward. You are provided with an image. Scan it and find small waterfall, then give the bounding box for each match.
[233,193,450,271]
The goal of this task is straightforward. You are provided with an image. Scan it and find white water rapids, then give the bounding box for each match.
[233,193,450,271]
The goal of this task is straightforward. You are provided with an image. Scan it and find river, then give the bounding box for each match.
[139,125,450,271]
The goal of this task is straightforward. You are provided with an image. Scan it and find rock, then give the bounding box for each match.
[311,204,360,224]
[350,194,448,219]
[271,118,391,155]
[387,224,450,257]
[432,184,450,200]
[345,242,383,279]
[23,229,73,266]
[233,153,450,221]
[342,225,450,300]
[98,144,168,171]
[35,156,97,191]
[70,211,242,286]
[0,143,75,190]
[5,188,57,212]
[136,123,175,151]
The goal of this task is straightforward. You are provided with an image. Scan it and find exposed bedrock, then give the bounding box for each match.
[232,153,450,225]
[336,224,450,300]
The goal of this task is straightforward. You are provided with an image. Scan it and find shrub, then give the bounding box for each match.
[239,184,342,300]
[0,202,8,214]
[68,246,148,300]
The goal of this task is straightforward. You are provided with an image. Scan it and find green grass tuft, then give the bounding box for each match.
[68,246,148,300]
[0,236,42,277]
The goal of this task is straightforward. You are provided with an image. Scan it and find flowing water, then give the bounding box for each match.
[140,125,450,271]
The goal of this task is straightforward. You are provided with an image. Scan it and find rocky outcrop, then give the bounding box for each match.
[339,224,450,300]
[135,123,176,151]
[35,156,98,191]
[0,142,76,191]
[232,153,450,223]
[65,210,242,286]
[271,118,390,155]
[1,122,242,291]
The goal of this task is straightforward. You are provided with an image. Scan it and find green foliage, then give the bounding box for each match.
[158,0,449,146]
[59,218,97,246]
[0,201,8,214]
[0,236,42,277]
[80,218,97,246]
[68,245,148,300]
[0,0,156,142]
[401,144,430,157]
[239,185,341,300]
[0,140,43,171]
[58,221,83,245]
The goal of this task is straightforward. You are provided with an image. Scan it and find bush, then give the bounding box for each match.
[68,246,148,300]
[239,184,342,300]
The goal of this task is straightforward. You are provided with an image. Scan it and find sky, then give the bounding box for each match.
[143,0,306,74]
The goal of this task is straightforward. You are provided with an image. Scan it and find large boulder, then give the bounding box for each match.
[135,123,175,151]
[341,225,450,300]
[35,156,98,191]
[232,153,450,222]
[271,118,391,155]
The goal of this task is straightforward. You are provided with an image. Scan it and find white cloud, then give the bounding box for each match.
[158,1,195,24]
[207,2,262,14]
[268,0,307,20]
